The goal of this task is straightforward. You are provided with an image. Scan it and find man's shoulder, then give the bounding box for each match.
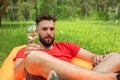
[54,42,80,48]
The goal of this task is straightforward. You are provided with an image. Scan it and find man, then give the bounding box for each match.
[14,14,120,80]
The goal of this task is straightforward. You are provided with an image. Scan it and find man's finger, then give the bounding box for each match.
[28,39,34,43]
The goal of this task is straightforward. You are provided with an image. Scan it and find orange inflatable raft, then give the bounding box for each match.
[0,45,93,80]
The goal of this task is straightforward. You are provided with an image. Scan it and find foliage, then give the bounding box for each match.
[0,20,120,67]
[90,11,109,20]
[16,1,34,21]
[1,0,120,23]
[39,0,57,15]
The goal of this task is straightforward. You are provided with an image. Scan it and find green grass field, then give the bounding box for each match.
[0,20,120,67]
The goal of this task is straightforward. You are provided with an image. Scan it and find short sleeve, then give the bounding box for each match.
[66,42,80,57]
[13,47,25,61]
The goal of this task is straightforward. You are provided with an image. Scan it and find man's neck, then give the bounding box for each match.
[39,42,54,50]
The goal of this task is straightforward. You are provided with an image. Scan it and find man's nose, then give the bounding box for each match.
[47,29,51,34]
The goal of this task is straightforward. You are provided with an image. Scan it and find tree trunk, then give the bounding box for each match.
[118,3,120,19]
[0,0,7,27]
[10,0,15,21]
[0,16,2,27]
[34,0,38,17]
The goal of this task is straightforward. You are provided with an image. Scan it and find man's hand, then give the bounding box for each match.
[93,54,106,66]
[24,39,40,58]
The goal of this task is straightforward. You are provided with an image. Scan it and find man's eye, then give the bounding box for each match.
[42,28,47,30]
[50,28,55,31]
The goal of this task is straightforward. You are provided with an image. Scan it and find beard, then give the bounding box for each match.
[39,35,54,47]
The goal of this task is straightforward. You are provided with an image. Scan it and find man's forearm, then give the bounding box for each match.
[14,59,25,80]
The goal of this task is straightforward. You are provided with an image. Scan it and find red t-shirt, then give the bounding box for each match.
[14,42,80,62]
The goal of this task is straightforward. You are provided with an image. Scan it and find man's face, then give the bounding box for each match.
[37,20,55,47]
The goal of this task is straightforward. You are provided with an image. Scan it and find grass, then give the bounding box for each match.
[0,20,120,67]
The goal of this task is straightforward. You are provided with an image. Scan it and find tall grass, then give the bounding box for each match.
[0,20,120,67]
[56,20,120,53]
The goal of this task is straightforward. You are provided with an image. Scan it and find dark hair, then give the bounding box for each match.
[36,14,56,25]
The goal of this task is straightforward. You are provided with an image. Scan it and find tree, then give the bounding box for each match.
[1,0,120,21]
[78,0,95,19]
[0,0,7,26]
[16,0,34,21]
[9,0,15,21]
[40,0,57,16]
[33,0,38,16]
